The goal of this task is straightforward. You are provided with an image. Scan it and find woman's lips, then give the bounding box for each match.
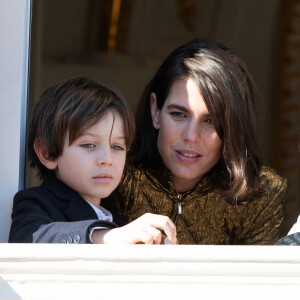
[175,149,202,163]
[92,174,113,184]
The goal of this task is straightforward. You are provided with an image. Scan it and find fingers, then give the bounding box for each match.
[104,213,177,245]
[161,218,177,244]
[142,226,162,244]
[101,227,156,245]
[138,213,177,244]
[136,230,154,244]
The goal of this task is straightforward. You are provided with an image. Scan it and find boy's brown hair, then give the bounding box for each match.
[28,77,135,180]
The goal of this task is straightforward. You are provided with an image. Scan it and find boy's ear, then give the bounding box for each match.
[150,93,161,130]
[33,138,58,170]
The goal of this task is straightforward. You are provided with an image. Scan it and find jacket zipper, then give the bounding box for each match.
[177,193,182,214]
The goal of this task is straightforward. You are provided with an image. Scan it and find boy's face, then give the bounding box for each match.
[54,111,126,207]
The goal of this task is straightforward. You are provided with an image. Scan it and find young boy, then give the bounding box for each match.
[9,78,177,244]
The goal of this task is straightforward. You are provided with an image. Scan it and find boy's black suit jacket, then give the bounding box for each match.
[8,177,120,243]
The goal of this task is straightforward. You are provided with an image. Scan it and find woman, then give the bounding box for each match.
[103,39,287,245]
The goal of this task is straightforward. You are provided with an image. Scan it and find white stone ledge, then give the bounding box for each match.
[0,244,299,299]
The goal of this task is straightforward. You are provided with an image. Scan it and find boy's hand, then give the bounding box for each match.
[92,213,177,244]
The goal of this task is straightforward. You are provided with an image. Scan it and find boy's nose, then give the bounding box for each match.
[97,148,113,166]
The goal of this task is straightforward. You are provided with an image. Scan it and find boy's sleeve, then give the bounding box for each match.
[32,220,117,244]
[8,189,118,243]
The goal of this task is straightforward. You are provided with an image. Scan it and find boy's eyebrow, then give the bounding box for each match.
[166,104,189,112]
[80,132,126,140]
[80,132,98,138]
[112,136,126,140]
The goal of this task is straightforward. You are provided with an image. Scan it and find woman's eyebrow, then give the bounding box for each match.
[203,113,211,118]
[166,104,189,112]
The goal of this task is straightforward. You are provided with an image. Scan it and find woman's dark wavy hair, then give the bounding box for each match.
[28,77,135,180]
[131,39,262,204]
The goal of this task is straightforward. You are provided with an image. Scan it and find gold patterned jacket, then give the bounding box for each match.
[104,164,287,245]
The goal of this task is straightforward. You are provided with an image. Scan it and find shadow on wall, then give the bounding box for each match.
[0,277,21,299]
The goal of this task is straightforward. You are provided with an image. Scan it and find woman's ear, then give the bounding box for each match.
[33,138,58,170]
[150,93,161,130]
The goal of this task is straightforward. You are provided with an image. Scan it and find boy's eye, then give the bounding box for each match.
[170,111,185,118]
[81,143,95,149]
[112,145,125,151]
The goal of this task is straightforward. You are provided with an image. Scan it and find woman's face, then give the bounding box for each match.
[150,78,222,192]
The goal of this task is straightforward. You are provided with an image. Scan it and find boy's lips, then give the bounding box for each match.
[92,174,113,184]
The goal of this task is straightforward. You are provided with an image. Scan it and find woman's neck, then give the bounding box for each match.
[173,176,202,192]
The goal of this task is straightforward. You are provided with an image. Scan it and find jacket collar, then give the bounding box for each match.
[41,177,98,221]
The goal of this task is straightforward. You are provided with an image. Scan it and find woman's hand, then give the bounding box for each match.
[92,213,177,244]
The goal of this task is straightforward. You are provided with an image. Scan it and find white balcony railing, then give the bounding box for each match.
[0,244,299,299]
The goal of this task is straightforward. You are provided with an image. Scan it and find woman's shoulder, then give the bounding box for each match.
[121,161,170,191]
[257,165,287,198]
[122,160,142,179]
[118,161,145,189]
[259,165,287,188]
[123,160,159,179]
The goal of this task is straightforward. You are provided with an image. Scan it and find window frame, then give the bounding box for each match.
[0,0,31,242]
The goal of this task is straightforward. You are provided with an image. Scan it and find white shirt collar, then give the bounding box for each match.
[86,201,113,222]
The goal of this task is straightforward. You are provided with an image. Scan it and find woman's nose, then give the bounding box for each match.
[182,121,201,142]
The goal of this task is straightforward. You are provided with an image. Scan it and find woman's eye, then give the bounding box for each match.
[112,145,125,151]
[81,143,95,149]
[170,111,185,118]
[204,118,213,125]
